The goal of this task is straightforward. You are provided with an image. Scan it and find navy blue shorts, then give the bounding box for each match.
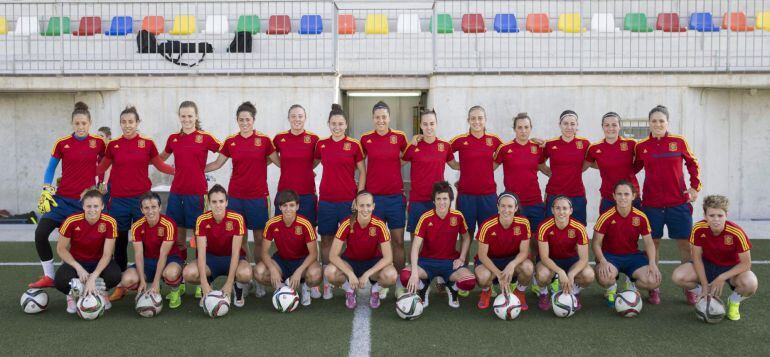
[317,200,351,236]
[41,195,82,224]
[642,203,693,239]
[604,252,648,281]
[407,201,434,233]
[456,193,497,236]
[205,253,246,281]
[229,197,269,230]
[546,195,587,226]
[703,259,736,290]
[418,257,463,283]
[343,257,379,277]
[274,194,317,227]
[550,256,580,272]
[131,255,184,281]
[520,203,546,233]
[475,256,516,285]
[273,254,306,279]
[166,193,204,229]
[373,194,406,229]
[106,196,142,232]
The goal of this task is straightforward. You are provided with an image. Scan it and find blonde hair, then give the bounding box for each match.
[703,195,729,214]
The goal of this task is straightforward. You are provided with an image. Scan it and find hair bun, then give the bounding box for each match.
[331,103,343,111]
[74,101,89,111]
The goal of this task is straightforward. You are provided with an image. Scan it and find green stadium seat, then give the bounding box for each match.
[623,13,653,32]
[41,17,70,36]
[236,15,260,34]
[429,13,453,33]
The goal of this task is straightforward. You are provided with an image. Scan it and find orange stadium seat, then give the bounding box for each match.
[141,15,165,34]
[722,12,753,32]
[526,13,552,33]
[338,14,356,34]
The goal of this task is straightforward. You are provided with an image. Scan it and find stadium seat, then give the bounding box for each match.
[757,12,770,30]
[72,16,101,36]
[41,17,70,36]
[169,15,196,35]
[590,13,617,32]
[688,12,719,32]
[338,14,355,34]
[623,13,653,32]
[13,17,39,35]
[267,15,291,35]
[203,15,228,34]
[142,16,165,34]
[0,17,6,35]
[365,14,388,34]
[558,13,586,33]
[493,14,519,33]
[722,12,753,32]
[236,15,260,34]
[104,16,132,36]
[429,13,453,33]
[397,13,421,33]
[526,13,552,33]
[461,13,485,33]
[299,15,323,34]
[656,13,687,32]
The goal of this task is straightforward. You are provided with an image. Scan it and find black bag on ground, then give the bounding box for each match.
[136,30,158,53]
[227,31,253,53]
[157,40,214,67]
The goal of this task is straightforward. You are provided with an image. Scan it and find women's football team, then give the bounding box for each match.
[31,101,758,320]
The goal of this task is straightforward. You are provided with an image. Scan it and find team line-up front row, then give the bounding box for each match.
[29,100,757,319]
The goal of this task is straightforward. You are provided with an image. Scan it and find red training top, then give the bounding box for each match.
[537,217,588,260]
[274,130,319,195]
[690,220,751,267]
[220,131,275,199]
[263,214,317,261]
[361,129,408,195]
[105,135,160,198]
[543,136,590,197]
[634,133,701,208]
[476,214,531,258]
[130,214,180,260]
[164,130,221,195]
[51,134,106,199]
[335,215,390,261]
[194,210,246,257]
[402,138,454,202]
[414,209,468,260]
[594,207,651,255]
[586,138,640,201]
[450,132,503,195]
[494,140,544,206]
[315,136,364,202]
[59,213,117,262]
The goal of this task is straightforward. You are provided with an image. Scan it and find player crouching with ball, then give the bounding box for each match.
[672,195,758,321]
[54,189,121,314]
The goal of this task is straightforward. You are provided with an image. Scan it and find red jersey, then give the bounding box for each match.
[414,209,468,260]
[537,217,588,260]
[634,133,701,208]
[130,214,179,260]
[450,132,503,195]
[335,215,390,261]
[59,213,117,262]
[220,131,275,199]
[105,135,159,198]
[586,138,640,201]
[164,130,221,195]
[494,140,544,206]
[194,210,245,257]
[274,130,319,195]
[314,136,364,202]
[594,207,651,255]
[263,215,317,260]
[476,215,531,258]
[543,136,590,197]
[51,134,106,199]
[690,220,751,267]
[361,129,408,195]
[402,138,454,202]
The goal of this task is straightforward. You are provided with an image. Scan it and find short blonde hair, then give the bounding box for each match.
[703,195,729,214]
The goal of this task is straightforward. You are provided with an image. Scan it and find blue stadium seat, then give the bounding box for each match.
[299,15,323,34]
[494,14,519,33]
[105,16,132,36]
[688,12,720,32]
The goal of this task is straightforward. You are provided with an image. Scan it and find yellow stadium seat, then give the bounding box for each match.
[756,12,770,30]
[169,15,196,35]
[0,17,7,35]
[558,13,586,33]
[365,14,388,34]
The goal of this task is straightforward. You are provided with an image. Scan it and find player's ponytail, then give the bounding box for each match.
[349,190,373,234]
[72,101,91,121]
[120,105,140,123]
[328,103,348,124]
[513,112,531,129]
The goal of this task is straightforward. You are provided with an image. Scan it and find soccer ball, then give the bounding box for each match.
[695,295,725,323]
[272,286,300,313]
[20,289,48,314]
[615,290,643,317]
[76,294,106,320]
[135,291,163,318]
[552,291,578,318]
[203,290,230,318]
[395,293,424,320]
[492,293,522,320]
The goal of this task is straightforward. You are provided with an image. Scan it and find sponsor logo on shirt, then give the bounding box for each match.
[138,139,146,148]
[366,139,372,144]
[575,141,584,150]
[596,149,602,154]
[74,226,81,231]
[225,221,233,231]
[320,144,326,149]
[231,142,236,146]
[304,135,312,144]
[369,227,377,237]
[643,149,648,154]
[507,149,513,154]
[390,135,398,144]
[114,144,120,149]
[450,217,458,227]
[157,227,165,236]
[343,142,352,151]
[632,217,640,227]
[255,138,262,146]
[295,226,303,235]
[281,138,287,143]
[414,148,420,152]
[89,139,97,149]
[551,146,558,150]
[64,144,70,149]
[611,220,616,225]
[463,141,469,146]
[669,142,678,152]
[195,134,203,144]
[568,229,576,239]
[724,235,733,245]
[620,142,628,151]
[514,226,521,236]
[98,223,106,233]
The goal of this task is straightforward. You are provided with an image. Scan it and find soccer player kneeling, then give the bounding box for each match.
[672,195,758,320]
[401,181,475,309]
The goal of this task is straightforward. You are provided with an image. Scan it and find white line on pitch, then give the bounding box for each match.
[348,289,372,357]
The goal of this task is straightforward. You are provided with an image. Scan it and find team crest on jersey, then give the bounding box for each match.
[437,143,445,152]
[255,138,262,146]
[575,141,584,150]
[295,226,303,235]
[225,221,233,231]
[485,138,494,147]
[195,135,203,144]
[669,142,678,152]
[514,227,521,236]
[343,142,352,151]
[568,229,576,239]
[138,139,146,148]
[98,223,107,233]
[632,217,641,227]
[303,135,311,144]
[89,139,97,148]
[724,235,734,245]
[450,217,458,227]
[157,227,165,236]
[369,227,377,237]
[530,146,537,154]
[620,142,628,151]
[390,135,398,144]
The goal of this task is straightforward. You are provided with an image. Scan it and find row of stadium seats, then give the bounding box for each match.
[1,11,769,36]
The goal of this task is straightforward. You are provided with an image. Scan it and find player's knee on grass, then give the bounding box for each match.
[734,271,758,297]
[305,262,323,286]
[236,261,252,283]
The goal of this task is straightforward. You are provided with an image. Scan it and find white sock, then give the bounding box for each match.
[342,281,354,293]
[418,280,425,290]
[729,291,747,303]
[517,284,527,292]
[539,286,548,296]
[41,259,55,278]
[573,285,583,295]
[689,284,702,295]
[607,283,617,292]
[371,282,381,293]
[302,283,310,292]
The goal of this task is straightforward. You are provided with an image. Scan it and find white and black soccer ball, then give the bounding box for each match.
[395,292,424,320]
[695,295,725,323]
[20,289,48,314]
[615,290,643,317]
[76,294,106,320]
[552,291,578,318]
[492,293,522,320]
[203,290,230,318]
[135,291,163,318]
[272,286,300,313]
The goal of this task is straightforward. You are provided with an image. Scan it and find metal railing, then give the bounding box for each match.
[1,0,769,75]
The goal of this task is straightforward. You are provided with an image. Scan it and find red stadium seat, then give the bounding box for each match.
[268,15,291,35]
[72,16,102,36]
[338,14,356,34]
[142,15,165,34]
[526,13,552,33]
[656,13,687,32]
[461,13,485,33]
[722,12,754,32]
